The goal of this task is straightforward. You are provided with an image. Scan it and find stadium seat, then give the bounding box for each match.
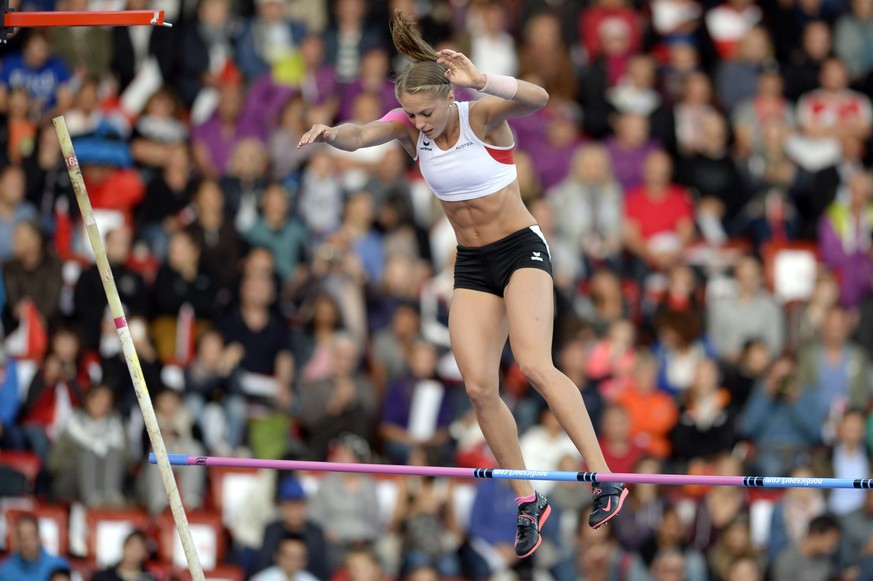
[0,450,42,491]
[84,507,151,568]
[156,510,225,570]
[207,466,261,528]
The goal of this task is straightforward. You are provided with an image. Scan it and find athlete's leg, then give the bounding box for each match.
[503,268,611,473]
[449,288,533,498]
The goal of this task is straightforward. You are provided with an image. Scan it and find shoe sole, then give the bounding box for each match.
[516,504,552,559]
[590,487,629,529]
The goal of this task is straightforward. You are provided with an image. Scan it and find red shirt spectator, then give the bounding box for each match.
[704,0,762,60]
[624,150,695,271]
[579,0,642,60]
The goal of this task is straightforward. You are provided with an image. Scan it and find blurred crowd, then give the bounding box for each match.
[1,0,873,580]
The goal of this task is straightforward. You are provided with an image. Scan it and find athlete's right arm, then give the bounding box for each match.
[297,120,409,152]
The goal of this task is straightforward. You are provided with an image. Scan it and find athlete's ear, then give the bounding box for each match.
[447,90,455,106]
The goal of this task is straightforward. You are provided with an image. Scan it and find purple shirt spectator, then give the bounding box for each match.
[604,137,661,193]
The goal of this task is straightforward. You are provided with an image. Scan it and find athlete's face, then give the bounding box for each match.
[398,91,454,139]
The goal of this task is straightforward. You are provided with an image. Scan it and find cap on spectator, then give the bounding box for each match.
[277,477,306,502]
[331,432,372,463]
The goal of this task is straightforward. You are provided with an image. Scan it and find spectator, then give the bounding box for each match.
[221,137,270,234]
[783,20,833,102]
[547,144,624,273]
[73,225,149,352]
[720,338,771,414]
[715,25,775,114]
[183,330,247,455]
[604,112,661,193]
[578,0,642,61]
[295,34,338,115]
[597,404,646,474]
[768,464,828,562]
[670,358,737,465]
[0,514,70,581]
[186,178,247,292]
[796,57,873,149]
[834,0,873,85]
[575,268,629,337]
[191,83,254,179]
[672,71,720,157]
[385,448,462,578]
[704,0,763,60]
[623,149,696,276]
[818,171,873,308]
[150,228,217,363]
[584,318,637,400]
[379,337,452,466]
[296,149,344,241]
[323,0,383,85]
[519,408,581,495]
[268,94,315,183]
[21,123,74,237]
[90,529,157,581]
[611,456,668,552]
[463,477,521,580]
[826,409,870,516]
[687,454,749,554]
[298,332,376,460]
[739,355,822,477]
[308,434,382,571]
[732,62,795,160]
[341,548,389,581]
[839,487,873,573]
[615,352,679,459]
[257,476,330,580]
[251,532,319,581]
[555,330,605,434]
[3,87,38,166]
[707,256,785,361]
[174,0,238,109]
[632,504,709,581]
[337,47,396,122]
[0,347,21,450]
[787,271,840,352]
[724,554,763,581]
[797,305,871,430]
[136,142,195,260]
[653,308,716,396]
[235,0,307,81]
[217,271,293,416]
[129,86,189,173]
[245,182,309,284]
[48,384,126,506]
[110,0,175,93]
[465,0,518,79]
[0,29,73,120]
[0,165,39,263]
[517,12,577,102]
[772,514,843,581]
[676,110,748,239]
[137,387,206,515]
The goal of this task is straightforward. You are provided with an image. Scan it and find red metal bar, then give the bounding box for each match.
[4,10,166,28]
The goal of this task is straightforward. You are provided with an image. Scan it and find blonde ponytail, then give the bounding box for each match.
[390,10,452,99]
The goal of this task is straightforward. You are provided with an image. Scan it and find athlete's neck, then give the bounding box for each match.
[434,102,460,149]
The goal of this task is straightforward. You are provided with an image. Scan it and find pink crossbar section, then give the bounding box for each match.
[114,316,127,329]
[377,108,415,127]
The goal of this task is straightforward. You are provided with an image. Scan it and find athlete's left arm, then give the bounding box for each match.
[436,49,549,128]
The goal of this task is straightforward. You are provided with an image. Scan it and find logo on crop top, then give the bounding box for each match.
[423,139,431,146]
[455,141,474,150]
[531,251,543,262]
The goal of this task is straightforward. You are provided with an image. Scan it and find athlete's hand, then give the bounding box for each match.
[297,123,335,148]
[437,49,487,91]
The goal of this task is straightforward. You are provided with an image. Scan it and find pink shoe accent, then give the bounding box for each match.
[515,504,552,559]
[590,488,629,529]
[515,493,537,506]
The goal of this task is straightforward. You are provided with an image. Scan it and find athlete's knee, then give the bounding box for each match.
[463,375,500,407]
[515,356,558,390]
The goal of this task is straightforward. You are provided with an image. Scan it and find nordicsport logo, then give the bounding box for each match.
[531,251,543,262]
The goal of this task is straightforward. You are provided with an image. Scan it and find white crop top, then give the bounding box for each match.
[415,101,517,202]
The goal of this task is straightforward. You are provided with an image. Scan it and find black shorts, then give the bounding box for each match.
[454,225,553,297]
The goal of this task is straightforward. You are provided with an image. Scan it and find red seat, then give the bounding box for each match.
[84,507,152,568]
[156,510,225,571]
[6,505,69,557]
[0,450,42,488]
